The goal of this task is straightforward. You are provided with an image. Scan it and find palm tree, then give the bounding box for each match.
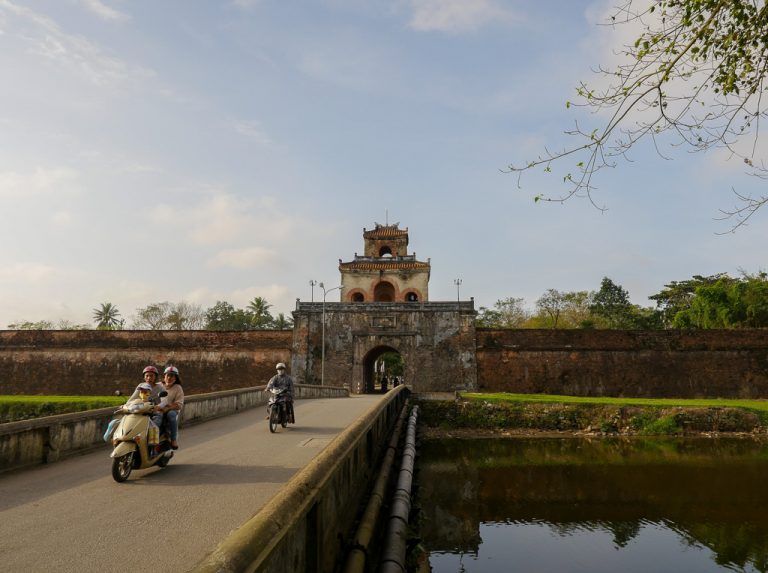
[272,312,294,330]
[93,302,122,330]
[247,296,273,329]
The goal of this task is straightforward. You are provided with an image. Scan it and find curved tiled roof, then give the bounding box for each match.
[339,260,430,271]
[363,225,408,239]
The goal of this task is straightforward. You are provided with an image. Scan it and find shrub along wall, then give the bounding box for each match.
[476,329,768,399]
[0,330,292,396]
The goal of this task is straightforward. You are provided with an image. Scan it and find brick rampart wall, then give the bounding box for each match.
[0,330,292,396]
[4,328,768,398]
[476,329,768,398]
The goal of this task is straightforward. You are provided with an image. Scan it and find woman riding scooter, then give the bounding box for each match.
[156,366,184,449]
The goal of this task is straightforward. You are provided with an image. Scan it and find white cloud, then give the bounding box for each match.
[150,192,299,245]
[78,0,129,21]
[0,0,150,86]
[0,167,79,197]
[50,210,74,227]
[0,262,55,283]
[231,120,274,146]
[208,246,277,269]
[406,0,521,33]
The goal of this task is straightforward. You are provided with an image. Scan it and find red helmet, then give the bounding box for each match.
[143,366,159,375]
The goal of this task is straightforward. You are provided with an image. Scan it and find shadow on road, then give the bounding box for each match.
[125,463,297,486]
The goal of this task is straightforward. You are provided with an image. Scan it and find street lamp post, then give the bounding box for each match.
[454,278,462,302]
[309,279,317,302]
[319,282,341,386]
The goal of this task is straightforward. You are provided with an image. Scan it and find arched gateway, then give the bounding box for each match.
[290,222,477,394]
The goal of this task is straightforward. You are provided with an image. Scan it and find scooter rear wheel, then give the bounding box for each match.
[112,452,133,482]
[269,407,278,433]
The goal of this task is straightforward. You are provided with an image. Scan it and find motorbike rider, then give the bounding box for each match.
[128,366,163,405]
[156,365,184,449]
[265,362,295,423]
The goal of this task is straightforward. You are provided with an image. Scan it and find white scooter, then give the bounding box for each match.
[108,393,173,482]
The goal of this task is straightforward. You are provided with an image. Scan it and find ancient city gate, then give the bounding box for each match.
[290,301,477,394]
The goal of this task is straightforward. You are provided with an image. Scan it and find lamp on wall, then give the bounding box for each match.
[319,282,342,386]
[454,278,462,302]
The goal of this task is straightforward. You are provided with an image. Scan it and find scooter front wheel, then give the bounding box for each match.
[112,452,133,482]
[269,407,279,433]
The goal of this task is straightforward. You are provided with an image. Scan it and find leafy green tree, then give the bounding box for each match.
[205,301,252,330]
[536,289,567,328]
[671,272,768,328]
[92,302,122,330]
[272,312,294,330]
[247,296,274,330]
[590,278,635,328]
[476,297,531,328]
[649,274,728,327]
[510,0,768,228]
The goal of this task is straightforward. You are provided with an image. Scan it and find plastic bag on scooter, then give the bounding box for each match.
[103,418,120,442]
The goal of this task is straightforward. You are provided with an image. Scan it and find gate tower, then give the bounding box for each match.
[339,223,431,303]
[291,222,476,393]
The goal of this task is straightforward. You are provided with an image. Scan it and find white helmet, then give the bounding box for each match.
[276,363,286,370]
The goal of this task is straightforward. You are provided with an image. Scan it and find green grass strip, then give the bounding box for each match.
[461,393,768,413]
[0,395,126,423]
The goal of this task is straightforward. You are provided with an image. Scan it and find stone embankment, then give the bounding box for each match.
[417,398,768,436]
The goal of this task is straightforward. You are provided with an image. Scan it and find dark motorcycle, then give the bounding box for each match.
[268,386,292,433]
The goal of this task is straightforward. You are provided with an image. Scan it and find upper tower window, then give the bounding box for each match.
[379,246,392,257]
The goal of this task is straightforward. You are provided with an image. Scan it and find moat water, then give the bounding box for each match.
[419,437,768,572]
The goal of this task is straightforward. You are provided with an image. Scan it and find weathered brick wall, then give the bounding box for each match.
[0,330,292,396]
[476,329,768,398]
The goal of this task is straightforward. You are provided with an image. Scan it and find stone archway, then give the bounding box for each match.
[362,345,403,393]
[374,281,396,302]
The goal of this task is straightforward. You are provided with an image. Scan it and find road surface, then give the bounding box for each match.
[0,394,384,573]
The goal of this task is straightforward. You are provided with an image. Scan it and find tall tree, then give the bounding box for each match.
[536,289,567,328]
[92,302,122,330]
[272,312,294,330]
[590,278,635,328]
[649,274,728,327]
[510,0,768,228]
[246,296,274,330]
[476,297,531,328]
[205,301,252,330]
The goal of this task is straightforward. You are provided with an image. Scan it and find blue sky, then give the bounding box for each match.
[1,0,766,327]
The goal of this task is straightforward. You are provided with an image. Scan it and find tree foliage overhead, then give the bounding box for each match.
[510,0,768,228]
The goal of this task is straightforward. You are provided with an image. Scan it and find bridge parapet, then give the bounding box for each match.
[0,384,348,473]
[192,385,410,573]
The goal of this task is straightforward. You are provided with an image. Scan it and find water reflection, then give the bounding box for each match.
[420,438,768,572]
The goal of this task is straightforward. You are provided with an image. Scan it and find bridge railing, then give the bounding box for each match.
[0,384,348,473]
[192,384,410,573]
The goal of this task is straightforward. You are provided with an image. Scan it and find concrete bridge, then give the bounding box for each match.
[0,387,408,573]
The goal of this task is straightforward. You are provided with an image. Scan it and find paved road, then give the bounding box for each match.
[0,394,384,573]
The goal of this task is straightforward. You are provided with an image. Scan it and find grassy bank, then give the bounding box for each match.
[0,396,125,424]
[418,393,768,436]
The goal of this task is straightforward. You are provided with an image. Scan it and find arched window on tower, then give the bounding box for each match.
[352,292,365,302]
[405,292,418,302]
[379,246,392,257]
[374,281,395,302]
